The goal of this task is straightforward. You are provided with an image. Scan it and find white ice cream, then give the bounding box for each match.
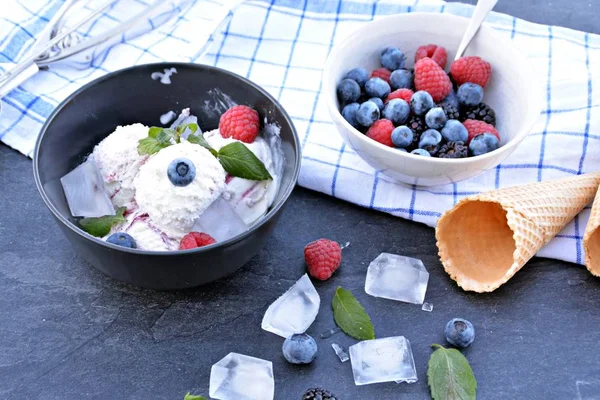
[134,141,226,239]
[93,123,149,210]
[205,128,282,226]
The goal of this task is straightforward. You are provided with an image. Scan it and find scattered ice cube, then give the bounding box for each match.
[331,343,349,362]
[209,352,274,400]
[365,253,429,305]
[340,241,351,249]
[60,156,114,218]
[421,302,433,312]
[349,336,418,385]
[193,197,248,242]
[261,274,320,338]
[319,326,341,339]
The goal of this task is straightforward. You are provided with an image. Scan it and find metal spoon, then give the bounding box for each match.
[454,0,499,60]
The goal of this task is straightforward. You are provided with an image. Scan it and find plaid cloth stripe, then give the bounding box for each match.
[1,0,599,266]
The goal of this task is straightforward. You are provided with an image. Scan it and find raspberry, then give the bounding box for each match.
[462,119,500,144]
[304,239,342,281]
[450,56,492,88]
[366,119,394,147]
[179,232,217,250]
[415,44,448,69]
[386,88,414,104]
[370,67,391,84]
[414,58,452,102]
[218,105,260,143]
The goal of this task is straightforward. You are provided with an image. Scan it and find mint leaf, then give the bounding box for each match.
[79,207,127,237]
[428,344,477,400]
[178,123,198,136]
[183,393,207,400]
[332,286,375,340]
[187,132,218,157]
[137,137,169,155]
[148,126,163,138]
[217,142,272,181]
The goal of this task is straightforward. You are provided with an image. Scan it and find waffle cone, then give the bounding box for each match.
[584,186,600,276]
[436,173,600,292]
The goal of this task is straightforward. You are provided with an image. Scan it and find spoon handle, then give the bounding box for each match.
[454,0,499,61]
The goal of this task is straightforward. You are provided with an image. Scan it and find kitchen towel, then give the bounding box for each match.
[2,0,599,265]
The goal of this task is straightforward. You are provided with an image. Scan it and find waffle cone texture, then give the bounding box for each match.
[584,186,600,276]
[436,173,600,292]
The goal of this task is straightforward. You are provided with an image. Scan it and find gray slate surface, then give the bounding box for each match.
[2,1,600,399]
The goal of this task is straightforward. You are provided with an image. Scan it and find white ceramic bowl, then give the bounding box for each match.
[323,13,543,187]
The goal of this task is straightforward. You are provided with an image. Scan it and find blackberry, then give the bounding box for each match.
[437,141,468,158]
[406,114,426,148]
[462,102,496,126]
[439,102,460,120]
[302,387,339,400]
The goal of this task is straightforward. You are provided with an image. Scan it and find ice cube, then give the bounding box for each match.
[193,197,248,242]
[319,327,341,339]
[160,110,176,125]
[365,253,429,305]
[421,302,433,312]
[209,352,274,400]
[331,343,349,362]
[170,107,200,139]
[60,156,114,218]
[261,274,320,338]
[349,336,418,385]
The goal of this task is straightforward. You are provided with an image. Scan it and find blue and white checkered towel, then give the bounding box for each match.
[2,0,599,266]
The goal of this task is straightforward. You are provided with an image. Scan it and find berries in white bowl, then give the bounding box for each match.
[323,13,543,186]
[336,43,501,159]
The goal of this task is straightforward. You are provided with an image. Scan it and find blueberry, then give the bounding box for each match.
[440,90,459,108]
[410,148,431,157]
[441,120,468,142]
[356,101,380,127]
[410,90,434,116]
[382,99,410,125]
[425,107,447,130]
[167,158,196,187]
[368,97,384,111]
[389,69,413,90]
[419,129,442,155]
[365,77,391,99]
[381,47,406,71]
[107,232,137,249]
[445,318,475,348]
[344,67,369,87]
[282,333,317,364]
[391,126,413,148]
[469,133,500,156]
[457,83,484,106]
[337,78,361,105]
[398,147,408,152]
[341,102,360,128]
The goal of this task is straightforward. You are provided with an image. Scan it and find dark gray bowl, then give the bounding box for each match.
[33,63,300,289]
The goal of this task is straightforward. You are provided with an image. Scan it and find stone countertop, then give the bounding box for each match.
[2,1,600,399]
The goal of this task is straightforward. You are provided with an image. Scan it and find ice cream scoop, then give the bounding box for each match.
[93,123,149,211]
[205,125,284,226]
[135,141,226,239]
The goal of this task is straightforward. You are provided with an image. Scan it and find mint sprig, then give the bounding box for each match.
[332,286,375,340]
[183,393,207,400]
[79,207,127,237]
[218,142,272,181]
[427,344,477,400]
[137,123,272,181]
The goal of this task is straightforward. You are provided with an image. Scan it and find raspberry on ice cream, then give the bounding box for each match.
[219,105,260,143]
[135,141,226,239]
